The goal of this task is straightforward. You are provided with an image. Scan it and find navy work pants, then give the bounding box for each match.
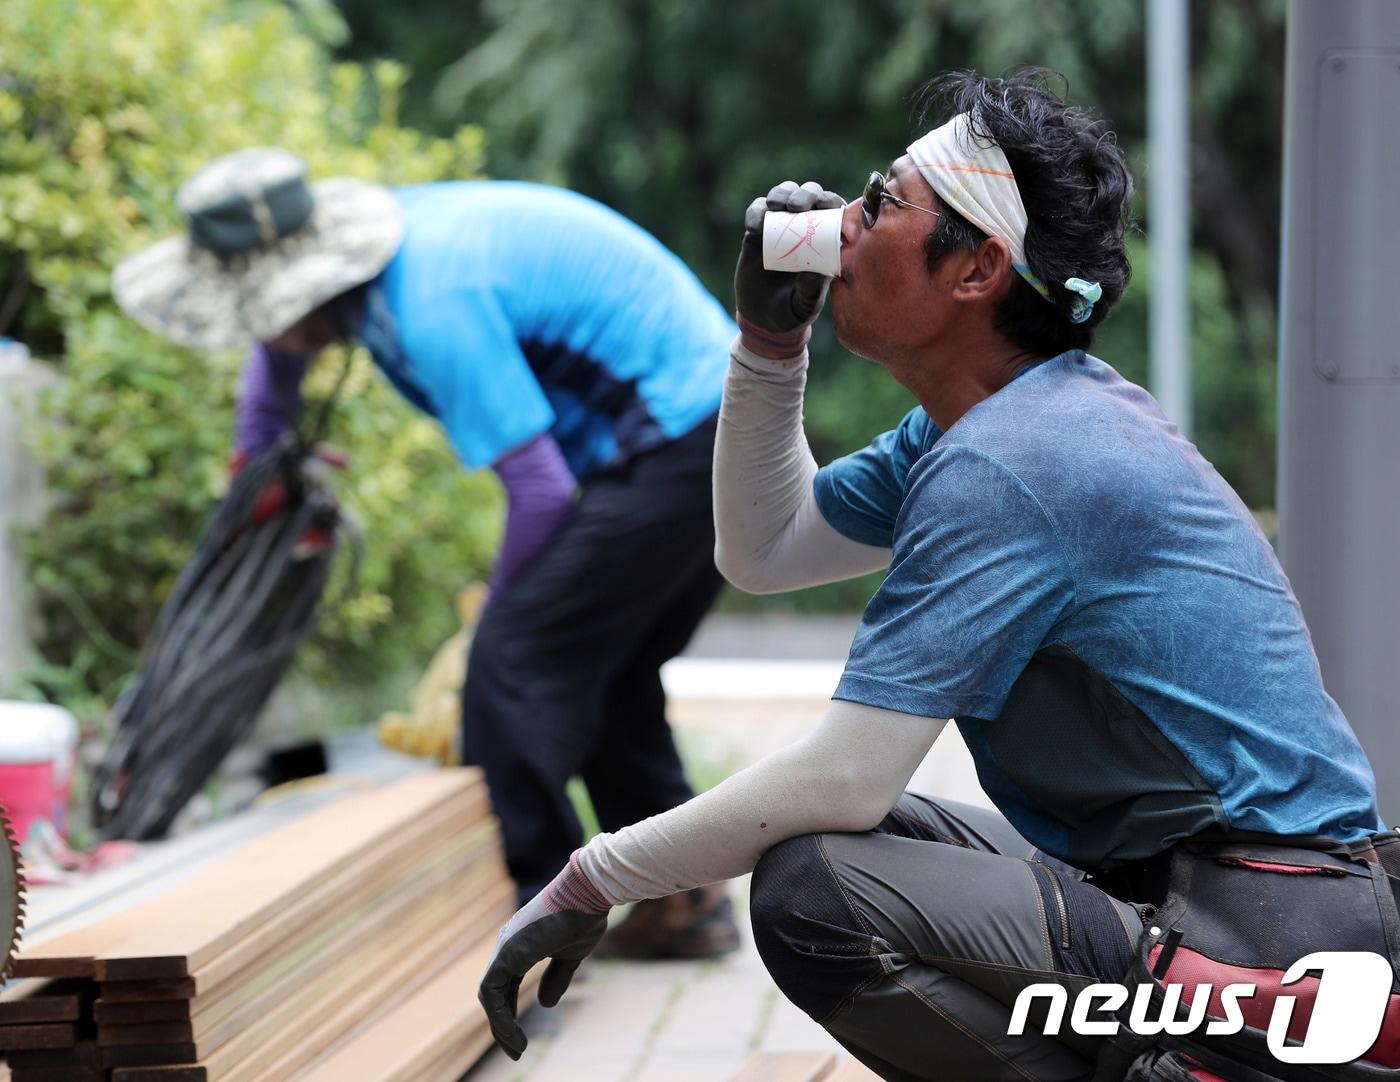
[751,794,1145,1082]
[461,415,722,904]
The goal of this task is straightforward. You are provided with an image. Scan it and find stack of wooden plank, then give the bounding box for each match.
[5,769,526,1082]
[0,978,95,1080]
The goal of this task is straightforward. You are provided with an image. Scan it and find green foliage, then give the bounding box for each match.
[0,0,1293,701]
[343,0,1285,520]
[0,0,497,710]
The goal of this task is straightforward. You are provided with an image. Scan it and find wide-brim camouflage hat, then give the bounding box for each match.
[113,148,403,350]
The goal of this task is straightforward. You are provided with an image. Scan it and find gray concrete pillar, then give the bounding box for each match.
[1147,0,1192,435]
[1277,0,1400,820]
[0,342,53,684]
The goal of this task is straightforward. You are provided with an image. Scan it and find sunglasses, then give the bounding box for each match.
[861,171,941,229]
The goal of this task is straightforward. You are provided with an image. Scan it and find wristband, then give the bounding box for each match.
[736,312,812,356]
[540,852,612,915]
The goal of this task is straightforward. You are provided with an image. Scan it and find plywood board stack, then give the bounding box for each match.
[7,769,523,1082]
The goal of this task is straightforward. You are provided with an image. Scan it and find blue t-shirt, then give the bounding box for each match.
[816,350,1382,872]
[361,182,734,480]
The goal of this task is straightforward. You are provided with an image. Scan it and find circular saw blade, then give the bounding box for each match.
[0,805,24,981]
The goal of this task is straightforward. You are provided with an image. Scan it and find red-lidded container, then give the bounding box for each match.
[0,701,78,844]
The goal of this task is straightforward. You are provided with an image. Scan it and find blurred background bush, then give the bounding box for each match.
[335,0,1286,607]
[1,0,1287,721]
[2,0,496,716]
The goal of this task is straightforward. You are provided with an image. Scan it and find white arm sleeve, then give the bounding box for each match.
[713,336,891,594]
[576,701,947,904]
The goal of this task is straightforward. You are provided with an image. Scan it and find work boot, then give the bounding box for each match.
[593,883,741,960]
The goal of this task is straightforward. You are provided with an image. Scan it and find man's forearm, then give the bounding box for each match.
[489,434,576,599]
[576,700,945,903]
[713,335,891,593]
[234,344,309,454]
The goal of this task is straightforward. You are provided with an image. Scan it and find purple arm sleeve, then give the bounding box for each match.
[488,433,577,599]
[234,344,311,454]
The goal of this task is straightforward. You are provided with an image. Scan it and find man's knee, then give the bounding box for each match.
[750,834,884,1021]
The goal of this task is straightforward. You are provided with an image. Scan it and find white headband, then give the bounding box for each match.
[907,113,1102,322]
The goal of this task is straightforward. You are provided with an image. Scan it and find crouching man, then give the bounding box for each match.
[479,70,1397,1082]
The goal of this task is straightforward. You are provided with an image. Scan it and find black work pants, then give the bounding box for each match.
[461,415,723,904]
[750,794,1145,1082]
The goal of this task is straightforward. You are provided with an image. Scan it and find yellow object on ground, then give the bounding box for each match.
[377,586,487,765]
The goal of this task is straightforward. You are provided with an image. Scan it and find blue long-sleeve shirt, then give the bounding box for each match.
[235,181,734,591]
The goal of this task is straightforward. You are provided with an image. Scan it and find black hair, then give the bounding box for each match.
[914,69,1134,356]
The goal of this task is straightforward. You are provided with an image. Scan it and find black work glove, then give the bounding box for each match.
[733,180,845,355]
[478,859,610,1060]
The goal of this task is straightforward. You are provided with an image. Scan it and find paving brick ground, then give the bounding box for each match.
[464,654,992,1082]
[463,879,842,1082]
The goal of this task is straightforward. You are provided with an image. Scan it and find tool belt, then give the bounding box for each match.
[1092,830,1400,1082]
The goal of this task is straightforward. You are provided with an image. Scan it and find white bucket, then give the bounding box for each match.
[0,700,79,841]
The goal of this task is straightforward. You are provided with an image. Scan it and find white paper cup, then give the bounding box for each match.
[762,206,844,278]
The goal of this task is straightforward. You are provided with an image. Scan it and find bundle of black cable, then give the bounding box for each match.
[90,434,358,841]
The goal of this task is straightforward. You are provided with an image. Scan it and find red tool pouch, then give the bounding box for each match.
[1094,831,1400,1082]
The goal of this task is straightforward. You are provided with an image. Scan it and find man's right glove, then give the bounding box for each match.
[733,180,845,355]
[477,855,611,1060]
